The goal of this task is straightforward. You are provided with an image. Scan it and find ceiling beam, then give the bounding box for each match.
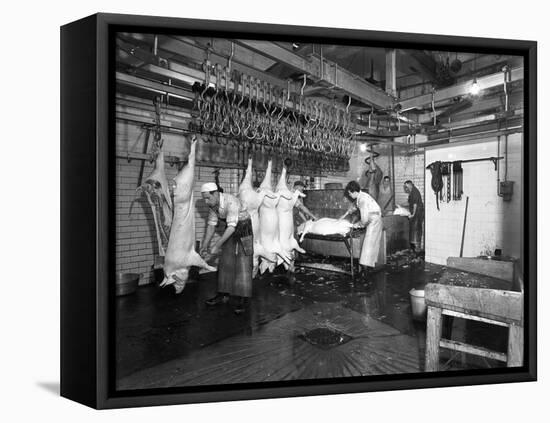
[119,34,297,91]
[118,35,403,118]
[399,49,436,80]
[434,99,473,120]
[397,55,523,99]
[116,71,194,101]
[416,90,523,123]
[233,39,395,109]
[179,36,277,70]
[116,38,414,137]
[398,66,523,111]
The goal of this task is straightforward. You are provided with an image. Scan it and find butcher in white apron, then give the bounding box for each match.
[340,180,382,273]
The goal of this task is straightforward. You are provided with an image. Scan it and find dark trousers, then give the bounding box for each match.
[218,220,253,298]
[410,216,423,249]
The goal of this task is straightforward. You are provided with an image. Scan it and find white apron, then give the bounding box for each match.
[355,192,382,267]
[359,214,382,267]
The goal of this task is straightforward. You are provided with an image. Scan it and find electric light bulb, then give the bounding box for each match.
[470,79,480,95]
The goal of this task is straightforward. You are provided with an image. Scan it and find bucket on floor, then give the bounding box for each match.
[409,288,426,320]
[116,273,140,296]
[153,256,165,284]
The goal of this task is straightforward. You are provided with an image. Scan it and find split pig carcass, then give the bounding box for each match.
[132,150,173,256]
[275,166,305,270]
[238,157,279,277]
[257,160,292,274]
[160,136,217,294]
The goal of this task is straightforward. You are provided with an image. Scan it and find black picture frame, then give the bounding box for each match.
[60,12,537,409]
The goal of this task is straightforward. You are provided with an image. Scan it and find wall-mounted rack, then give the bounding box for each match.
[427,156,503,171]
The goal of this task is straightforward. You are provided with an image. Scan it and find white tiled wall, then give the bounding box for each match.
[424,134,522,265]
[393,151,425,207]
[115,110,438,282]
[319,141,425,204]
[116,121,237,284]
[115,119,376,284]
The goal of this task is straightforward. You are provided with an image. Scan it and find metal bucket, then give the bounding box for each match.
[115,273,140,296]
[409,288,426,320]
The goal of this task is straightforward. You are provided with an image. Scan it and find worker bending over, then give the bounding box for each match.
[340,181,382,277]
[200,182,253,315]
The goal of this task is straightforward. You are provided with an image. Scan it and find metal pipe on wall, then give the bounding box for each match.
[504,133,509,181]
[391,145,396,197]
[497,135,501,196]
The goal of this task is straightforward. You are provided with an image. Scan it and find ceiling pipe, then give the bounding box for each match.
[398,66,523,111]
[418,125,522,148]
[153,35,158,56]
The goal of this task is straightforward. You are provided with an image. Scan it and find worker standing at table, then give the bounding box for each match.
[340,181,382,277]
[200,182,253,315]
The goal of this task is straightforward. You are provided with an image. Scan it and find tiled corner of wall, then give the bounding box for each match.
[425,134,522,265]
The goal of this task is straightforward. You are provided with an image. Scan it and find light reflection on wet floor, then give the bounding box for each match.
[116,262,509,390]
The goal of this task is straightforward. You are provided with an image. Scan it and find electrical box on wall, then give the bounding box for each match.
[500,181,514,201]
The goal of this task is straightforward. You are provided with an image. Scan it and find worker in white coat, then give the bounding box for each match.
[340,180,382,277]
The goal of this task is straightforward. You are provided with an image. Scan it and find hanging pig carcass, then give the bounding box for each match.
[160,136,217,294]
[275,166,305,270]
[238,157,277,277]
[257,160,291,274]
[133,149,173,256]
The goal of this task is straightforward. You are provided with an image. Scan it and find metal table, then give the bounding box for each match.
[300,227,366,279]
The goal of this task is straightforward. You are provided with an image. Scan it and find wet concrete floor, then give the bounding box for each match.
[116,261,511,390]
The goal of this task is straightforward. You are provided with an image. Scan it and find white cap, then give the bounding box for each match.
[200,182,218,193]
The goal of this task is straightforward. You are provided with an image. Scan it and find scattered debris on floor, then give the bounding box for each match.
[386,249,425,270]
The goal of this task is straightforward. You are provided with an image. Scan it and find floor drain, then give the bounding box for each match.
[299,327,353,349]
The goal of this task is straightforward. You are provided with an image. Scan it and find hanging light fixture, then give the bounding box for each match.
[359,143,368,153]
[470,77,480,95]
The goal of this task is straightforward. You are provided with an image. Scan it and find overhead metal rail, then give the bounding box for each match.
[233,39,396,109]
[116,35,525,145]
[398,67,524,111]
[116,64,417,141]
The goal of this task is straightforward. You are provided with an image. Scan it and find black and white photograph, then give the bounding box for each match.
[113,30,527,391]
[4,0,550,417]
